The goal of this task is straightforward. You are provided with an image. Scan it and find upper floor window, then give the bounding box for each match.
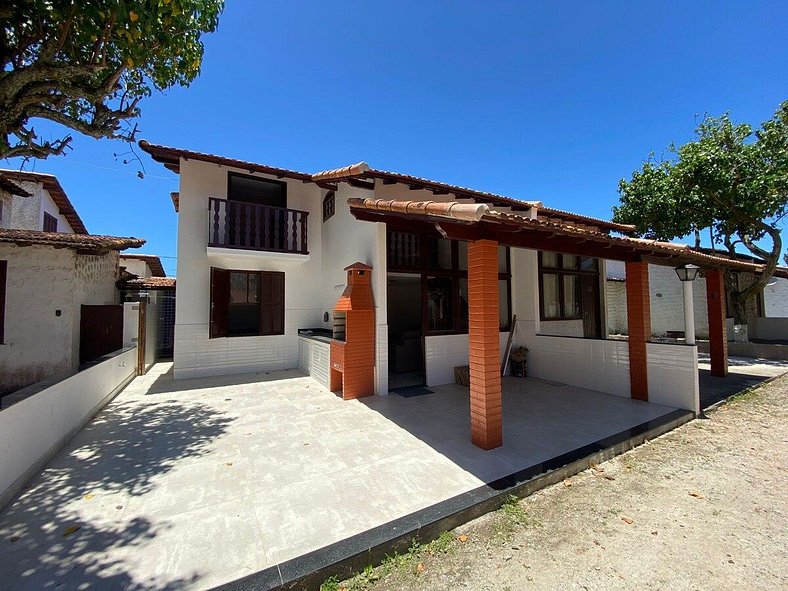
[323,191,335,222]
[43,212,57,232]
[227,172,287,208]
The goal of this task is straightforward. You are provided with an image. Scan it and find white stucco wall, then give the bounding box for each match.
[0,245,118,394]
[606,262,711,339]
[764,276,788,317]
[606,262,782,339]
[6,179,74,233]
[119,258,151,278]
[174,159,330,379]
[0,346,137,510]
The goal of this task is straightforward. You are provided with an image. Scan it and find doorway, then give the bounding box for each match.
[581,274,601,338]
[387,273,424,388]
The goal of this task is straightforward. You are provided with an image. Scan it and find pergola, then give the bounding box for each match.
[347,197,780,450]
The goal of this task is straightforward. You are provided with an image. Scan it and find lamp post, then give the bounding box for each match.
[675,264,700,345]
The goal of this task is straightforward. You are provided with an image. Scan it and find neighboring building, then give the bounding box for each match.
[606,260,788,341]
[141,140,773,450]
[117,254,177,359]
[0,171,144,398]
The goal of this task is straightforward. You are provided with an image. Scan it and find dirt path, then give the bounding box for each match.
[334,376,788,591]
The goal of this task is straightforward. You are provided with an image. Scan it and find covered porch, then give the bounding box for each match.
[349,197,765,450]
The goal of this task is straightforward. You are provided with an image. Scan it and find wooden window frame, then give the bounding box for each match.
[387,228,511,335]
[538,252,598,321]
[43,211,57,232]
[322,191,335,222]
[210,267,284,338]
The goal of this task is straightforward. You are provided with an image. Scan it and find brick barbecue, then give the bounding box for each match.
[330,262,375,399]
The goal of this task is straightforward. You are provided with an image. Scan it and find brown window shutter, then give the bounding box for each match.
[259,271,284,335]
[210,267,229,338]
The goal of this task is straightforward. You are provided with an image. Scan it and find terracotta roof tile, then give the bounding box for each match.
[138,140,312,181]
[0,170,88,234]
[348,197,788,277]
[118,276,176,289]
[140,140,634,234]
[0,229,144,251]
[312,162,370,182]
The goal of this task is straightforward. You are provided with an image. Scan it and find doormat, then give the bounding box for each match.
[392,385,434,398]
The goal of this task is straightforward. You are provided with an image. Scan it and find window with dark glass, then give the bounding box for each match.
[210,268,284,338]
[538,252,597,321]
[322,191,335,222]
[43,212,57,232]
[387,230,511,333]
[227,172,287,207]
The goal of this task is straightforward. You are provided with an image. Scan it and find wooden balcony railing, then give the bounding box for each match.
[208,198,309,254]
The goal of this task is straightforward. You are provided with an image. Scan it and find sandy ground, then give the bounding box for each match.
[338,375,788,591]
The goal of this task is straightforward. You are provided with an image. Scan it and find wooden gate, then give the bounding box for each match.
[136,301,147,375]
[79,304,123,365]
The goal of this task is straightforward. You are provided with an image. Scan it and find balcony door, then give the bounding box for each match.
[227,172,287,250]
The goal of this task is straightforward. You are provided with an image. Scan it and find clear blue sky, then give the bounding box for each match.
[7,1,788,275]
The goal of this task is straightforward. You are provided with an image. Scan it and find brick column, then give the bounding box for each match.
[468,239,503,450]
[625,261,651,401]
[705,269,728,377]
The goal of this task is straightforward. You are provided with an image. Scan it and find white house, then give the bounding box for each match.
[0,171,144,400]
[140,140,775,450]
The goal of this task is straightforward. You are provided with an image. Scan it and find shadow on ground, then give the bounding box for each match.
[0,380,234,590]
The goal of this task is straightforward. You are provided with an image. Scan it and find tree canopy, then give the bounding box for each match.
[0,0,223,161]
[613,101,788,324]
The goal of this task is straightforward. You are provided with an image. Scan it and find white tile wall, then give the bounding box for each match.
[647,343,699,413]
[376,324,389,395]
[175,321,299,379]
[527,336,631,397]
[424,332,510,387]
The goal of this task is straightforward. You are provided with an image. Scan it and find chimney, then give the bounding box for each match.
[330,262,375,399]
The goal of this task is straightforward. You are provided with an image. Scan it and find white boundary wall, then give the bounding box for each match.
[0,347,137,510]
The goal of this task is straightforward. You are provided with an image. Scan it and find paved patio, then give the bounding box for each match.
[0,363,679,590]
[699,353,788,409]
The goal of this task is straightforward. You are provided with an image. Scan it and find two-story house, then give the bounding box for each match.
[140,140,774,449]
[0,170,144,401]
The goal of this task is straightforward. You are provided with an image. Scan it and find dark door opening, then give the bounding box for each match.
[581,275,601,338]
[387,273,424,389]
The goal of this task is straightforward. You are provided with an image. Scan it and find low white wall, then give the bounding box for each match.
[0,347,137,510]
[750,317,788,342]
[764,277,788,317]
[524,335,698,413]
[424,332,510,387]
[647,343,699,414]
[527,335,631,397]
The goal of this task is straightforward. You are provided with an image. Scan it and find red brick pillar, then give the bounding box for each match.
[468,239,503,450]
[625,261,651,401]
[705,269,728,377]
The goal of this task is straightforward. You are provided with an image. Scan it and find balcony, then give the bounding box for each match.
[208,198,309,255]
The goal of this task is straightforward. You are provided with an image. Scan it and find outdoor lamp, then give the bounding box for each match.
[675,263,700,282]
[674,263,700,346]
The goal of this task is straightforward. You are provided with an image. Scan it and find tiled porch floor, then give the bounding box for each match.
[0,364,677,590]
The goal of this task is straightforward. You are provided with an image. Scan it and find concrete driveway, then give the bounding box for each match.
[699,353,788,408]
[0,363,679,590]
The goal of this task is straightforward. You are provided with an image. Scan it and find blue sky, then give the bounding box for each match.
[6,1,788,275]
